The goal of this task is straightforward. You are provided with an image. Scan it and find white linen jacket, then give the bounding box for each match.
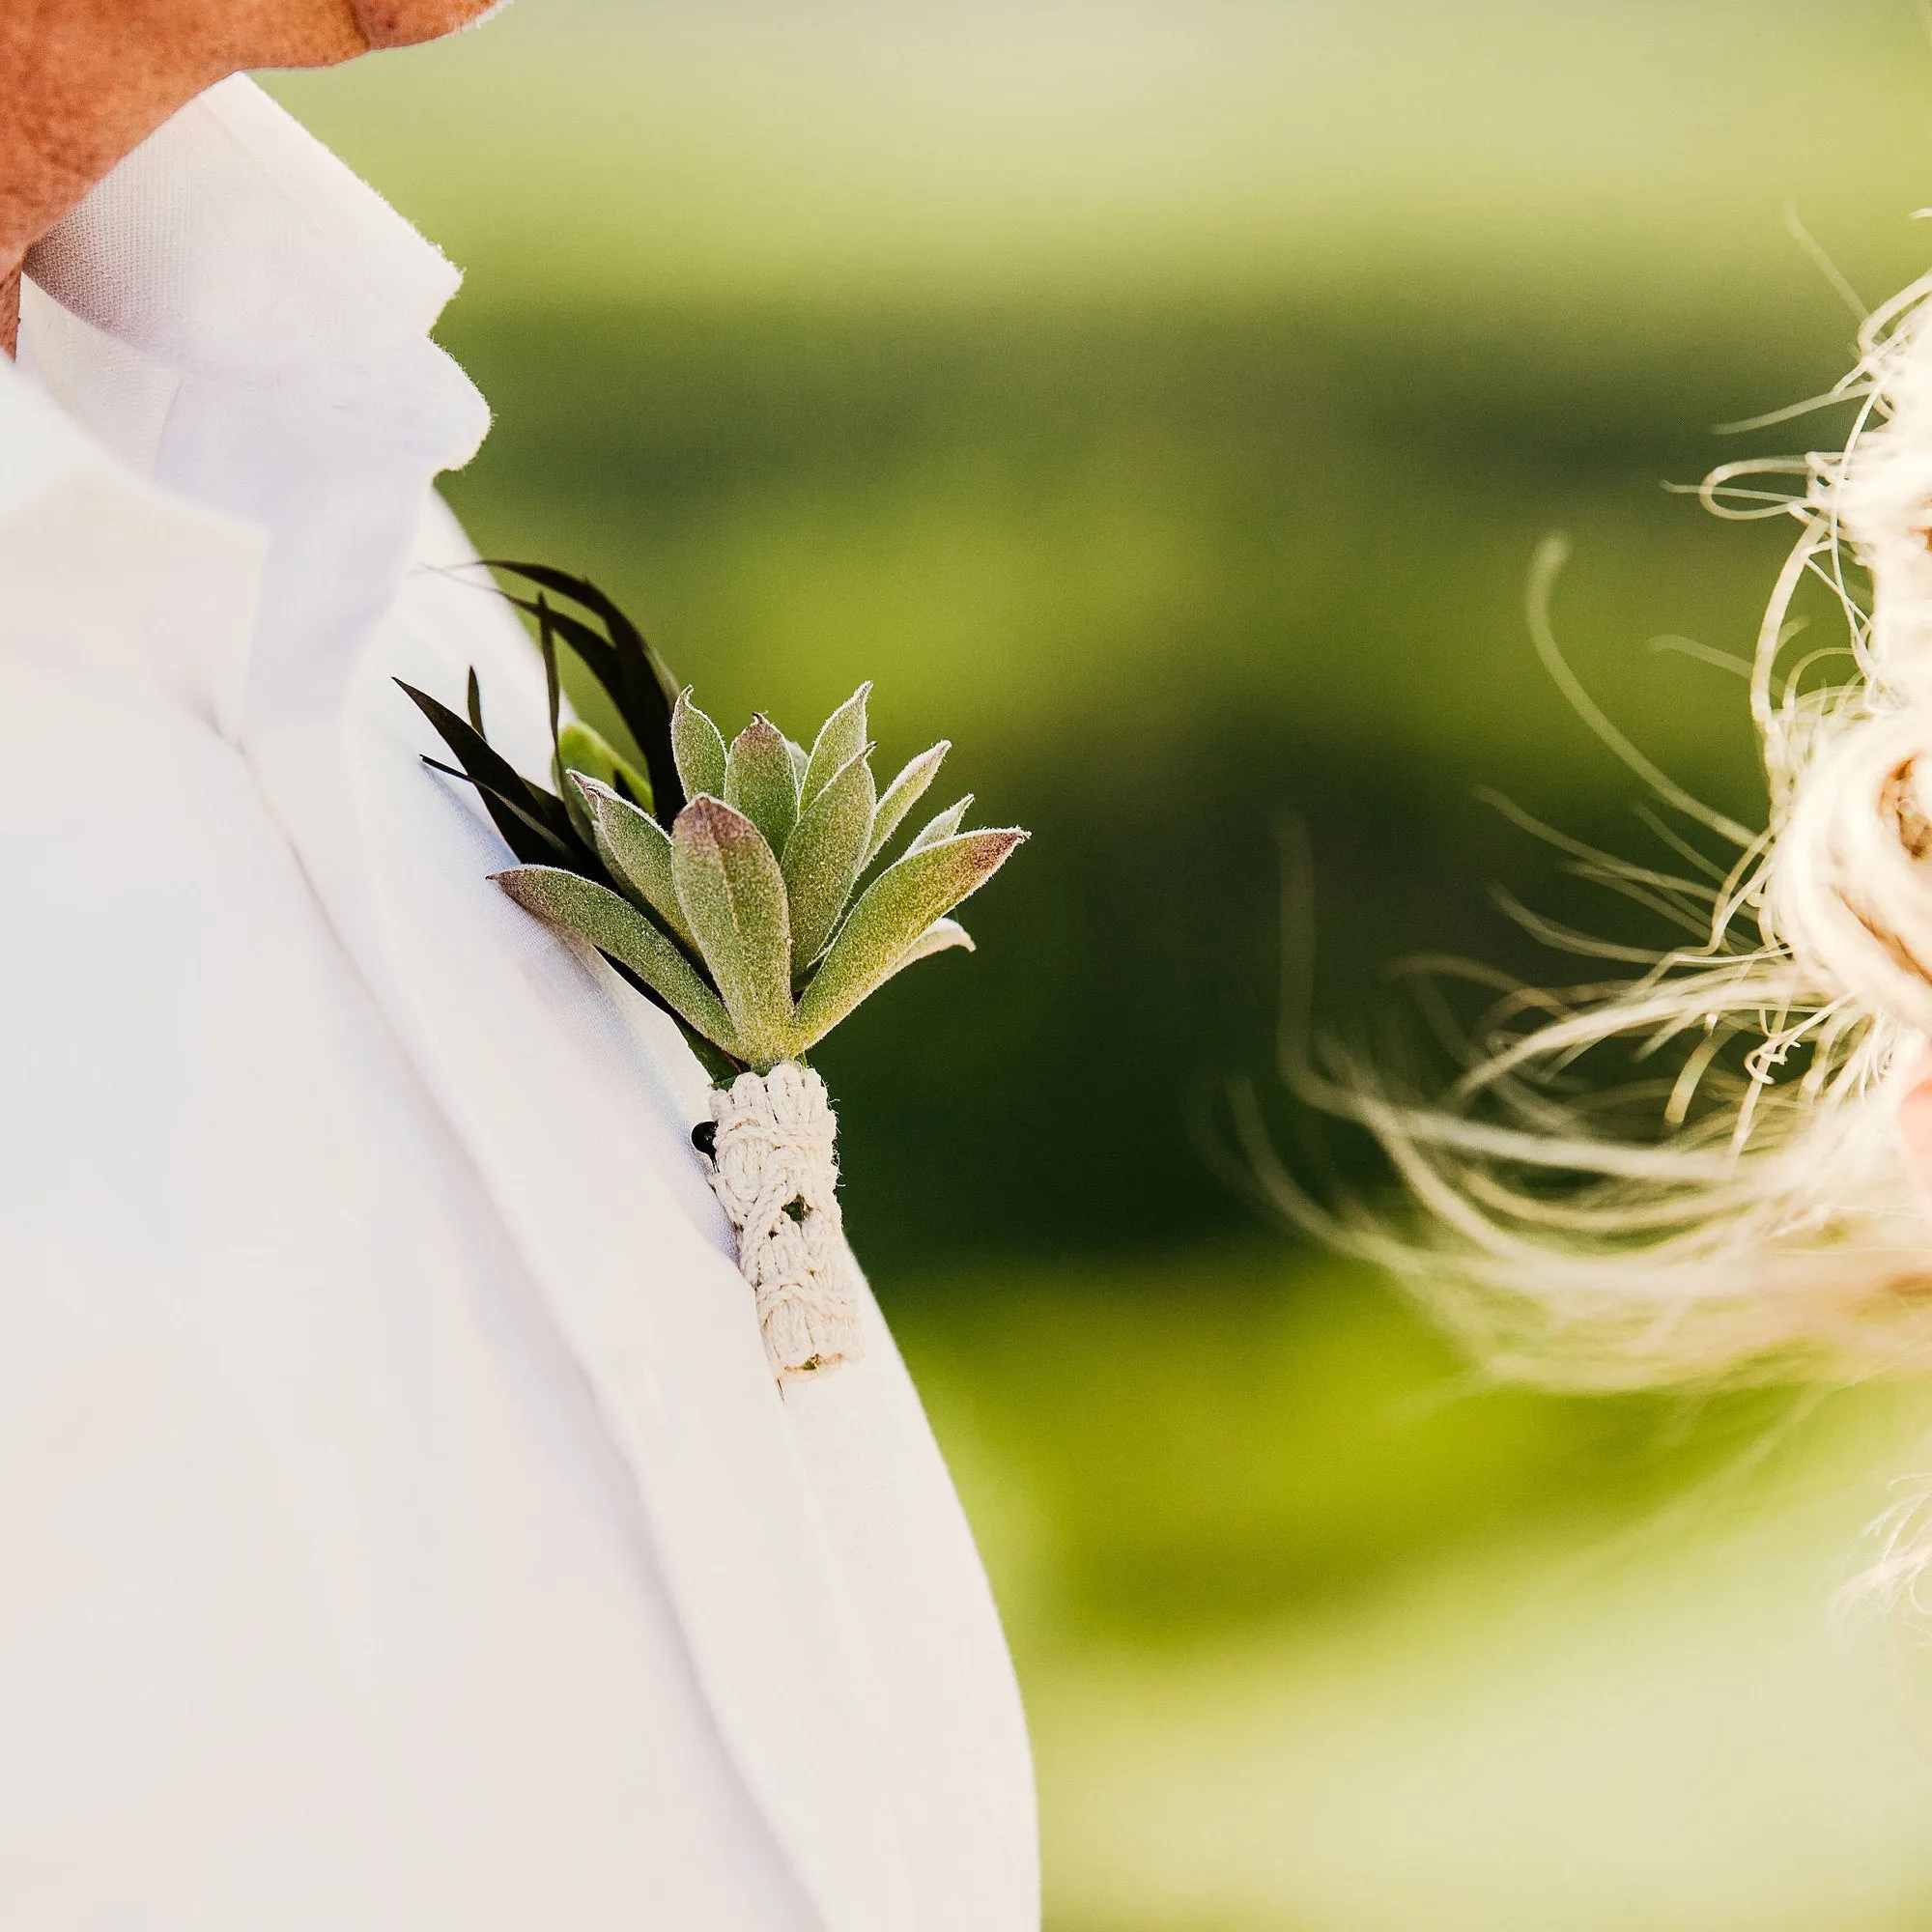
[0,75,1036,1932]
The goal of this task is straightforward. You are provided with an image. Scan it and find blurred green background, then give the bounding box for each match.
[273,5,1932,1923]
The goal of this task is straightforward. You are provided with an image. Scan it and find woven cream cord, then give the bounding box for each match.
[701,1064,865,1382]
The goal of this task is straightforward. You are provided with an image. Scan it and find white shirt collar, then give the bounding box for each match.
[3,75,491,740]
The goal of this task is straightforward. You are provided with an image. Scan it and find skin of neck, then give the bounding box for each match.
[0,0,491,356]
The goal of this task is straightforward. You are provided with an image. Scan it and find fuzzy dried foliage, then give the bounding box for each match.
[1239,270,1932,1412]
[404,565,1024,1078]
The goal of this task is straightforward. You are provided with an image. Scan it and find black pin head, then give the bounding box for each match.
[691,1120,718,1159]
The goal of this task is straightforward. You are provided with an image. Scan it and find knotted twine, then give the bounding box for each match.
[701,1063,865,1382]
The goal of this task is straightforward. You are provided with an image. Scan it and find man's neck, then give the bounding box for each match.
[0,17,218,357]
[0,3,368,357]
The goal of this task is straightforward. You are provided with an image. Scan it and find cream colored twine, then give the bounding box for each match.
[703,1064,864,1382]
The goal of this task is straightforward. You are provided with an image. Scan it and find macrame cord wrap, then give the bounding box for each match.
[702,1064,865,1383]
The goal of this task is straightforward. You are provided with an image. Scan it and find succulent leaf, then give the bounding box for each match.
[724,715,801,855]
[671,690,728,802]
[906,795,973,855]
[556,722,650,845]
[496,865,740,1053]
[801,683,871,808]
[782,747,877,972]
[558,721,653,813]
[792,829,1026,1051]
[558,761,597,848]
[880,917,974,986]
[671,798,795,1069]
[573,776,694,946]
[421,566,1030,1073]
[865,742,948,867]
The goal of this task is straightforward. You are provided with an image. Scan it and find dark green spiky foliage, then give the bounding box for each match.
[403,565,1026,1079]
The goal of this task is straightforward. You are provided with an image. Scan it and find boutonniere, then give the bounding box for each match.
[401,565,1026,1384]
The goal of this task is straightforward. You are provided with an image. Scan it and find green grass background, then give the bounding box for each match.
[273,5,1932,1922]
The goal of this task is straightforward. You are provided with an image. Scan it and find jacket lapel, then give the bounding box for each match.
[22,75,914,1932]
[244,557,915,1932]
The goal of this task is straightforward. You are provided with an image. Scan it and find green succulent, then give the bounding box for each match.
[402,565,1026,1079]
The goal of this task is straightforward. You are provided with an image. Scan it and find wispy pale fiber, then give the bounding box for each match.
[1251,268,1932,1414]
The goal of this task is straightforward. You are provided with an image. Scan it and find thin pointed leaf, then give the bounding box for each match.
[483,564,649,652]
[466,666,486,733]
[488,565,685,821]
[865,742,948,867]
[506,590,621,726]
[482,564,673,689]
[484,562,678,725]
[400,681,575,843]
[535,598,562,752]
[448,768,579,867]
[802,683,871,808]
[398,680,584,866]
[598,961,744,1077]
[400,682,564,835]
[665,1017,745,1086]
[906,795,972,855]
[785,737,810,788]
[793,829,1026,1051]
[879,917,974,987]
[508,596,678,812]
[724,715,800,855]
[782,747,876,972]
[671,798,795,1068]
[533,601,602,845]
[429,746,583,867]
[574,775,694,947]
[496,866,741,1055]
[478,780,582,865]
[672,690,728,801]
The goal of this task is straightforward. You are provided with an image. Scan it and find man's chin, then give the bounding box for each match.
[352,0,511,50]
